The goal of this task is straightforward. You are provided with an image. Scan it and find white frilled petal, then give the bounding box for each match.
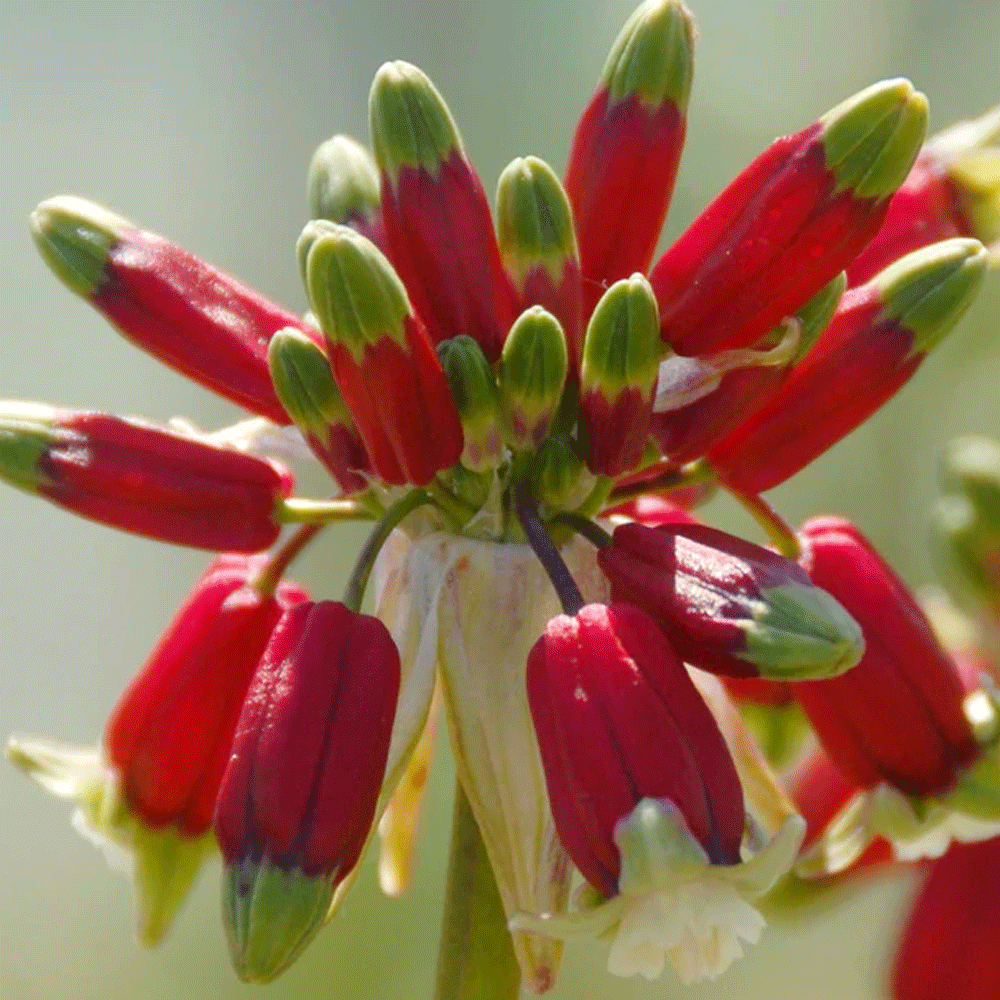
[608,882,765,983]
[374,529,608,992]
[511,800,805,986]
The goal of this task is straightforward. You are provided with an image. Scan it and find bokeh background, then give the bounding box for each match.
[2,2,998,998]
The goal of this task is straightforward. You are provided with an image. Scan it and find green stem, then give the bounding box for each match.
[728,488,802,559]
[342,489,433,612]
[429,477,476,530]
[251,522,325,596]
[280,494,379,523]
[434,780,521,1000]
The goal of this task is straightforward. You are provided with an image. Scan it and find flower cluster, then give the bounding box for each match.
[5,0,999,995]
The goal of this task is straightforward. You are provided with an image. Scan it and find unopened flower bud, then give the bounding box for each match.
[307,134,385,247]
[794,517,980,797]
[304,223,463,486]
[598,521,864,680]
[650,79,928,356]
[0,402,290,551]
[267,327,370,494]
[497,305,568,451]
[496,155,583,372]
[437,335,504,473]
[370,61,514,360]
[579,274,661,476]
[565,0,694,315]
[709,238,988,494]
[215,601,400,983]
[528,602,745,897]
[30,196,315,424]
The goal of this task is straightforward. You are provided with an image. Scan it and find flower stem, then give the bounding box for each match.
[343,489,433,612]
[727,488,802,559]
[552,512,613,550]
[251,522,325,596]
[280,494,380,523]
[434,780,521,1000]
[513,480,585,616]
[606,457,715,505]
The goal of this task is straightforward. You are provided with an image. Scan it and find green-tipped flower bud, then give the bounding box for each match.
[602,0,694,110]
[873,237,988,354]
[532,435,596,512]
[296,219,342,297]
[268,328,370,494]
[437,335,505,473]
[496,157,578,292]
[579,274,661,477]
[308,135,381,226]
[497,306,568,451]
[821,78,929,199]
[306,225,411,358]
[496,156,583,373]
[369,61,461,182]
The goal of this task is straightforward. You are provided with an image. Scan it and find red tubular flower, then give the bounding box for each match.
[303,224,464,487]
[649,79,927,356]
[891,836,1000,1000]
[0,403,291,551]
[30,197,318,425]
[597,521,863,681]
[369,62,514,361]
[526,602,744,898]
[106,554,307,836]
[793,517,980,798]
[602,493,700,526]
[215,600,400,982]
[708,238,988,495]
[564,0,694,318]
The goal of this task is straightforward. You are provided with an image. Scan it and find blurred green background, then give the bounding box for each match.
[2,2,998,998]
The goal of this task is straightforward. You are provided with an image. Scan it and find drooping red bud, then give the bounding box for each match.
[215,600,400,982]
[106,554,307,836]
[31,197,317,424]
[598,522,863,680]
[794,517,980,798]
[0,403,291,551]
[526,602,744,897]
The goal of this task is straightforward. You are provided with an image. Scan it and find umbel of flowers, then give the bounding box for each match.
[4,0,999,995]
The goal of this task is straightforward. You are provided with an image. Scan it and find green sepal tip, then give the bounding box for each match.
[873,237,988,354]
[304,223,411,360]
[0,401,60,494]
[496,156,578,290]
[821,78,928,199]
[222,857,334,984]
[369,61,462,182]
[602,0,695,110]
[30,195,130,298]
[580,273,661,397]
[308,134,381,225]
